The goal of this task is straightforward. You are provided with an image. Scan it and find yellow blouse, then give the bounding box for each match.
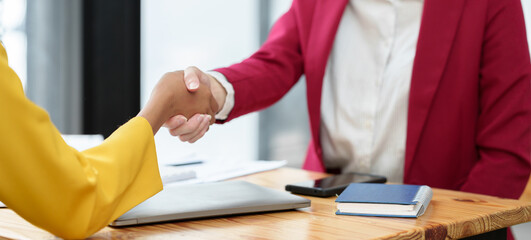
[0,44,163,239]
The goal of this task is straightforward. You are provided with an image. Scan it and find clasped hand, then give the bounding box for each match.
[163,67,227,143]
[138,69,220,138]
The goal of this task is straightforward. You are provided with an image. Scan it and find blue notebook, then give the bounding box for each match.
[335,183,433,218]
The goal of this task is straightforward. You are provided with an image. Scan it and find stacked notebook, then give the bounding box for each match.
[335,183,433,218]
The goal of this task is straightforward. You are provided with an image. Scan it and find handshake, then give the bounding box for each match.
[138,67,226,142]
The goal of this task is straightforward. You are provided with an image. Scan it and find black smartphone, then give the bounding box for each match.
[285,172,387,197]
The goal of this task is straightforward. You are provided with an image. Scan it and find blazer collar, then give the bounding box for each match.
[405,0,466,176]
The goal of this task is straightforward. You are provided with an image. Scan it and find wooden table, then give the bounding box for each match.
[0,168,530,239]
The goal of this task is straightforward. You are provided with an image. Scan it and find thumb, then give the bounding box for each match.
[183,66,201,92]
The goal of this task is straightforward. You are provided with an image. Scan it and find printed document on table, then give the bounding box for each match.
[157,152,287,185]
[158,166,197,185]
[164,159,287,186]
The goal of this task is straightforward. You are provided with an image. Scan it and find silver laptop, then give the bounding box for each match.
[110,181,311,226]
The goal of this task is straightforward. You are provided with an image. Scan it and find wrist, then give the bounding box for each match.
[138,86,173,135]
[137,110,160,135]
[208,74,227,113]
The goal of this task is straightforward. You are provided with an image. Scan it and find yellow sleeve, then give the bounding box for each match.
[0,44,163,239]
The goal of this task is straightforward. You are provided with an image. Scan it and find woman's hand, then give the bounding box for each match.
[163,67,227,142]
[138,70,218,135]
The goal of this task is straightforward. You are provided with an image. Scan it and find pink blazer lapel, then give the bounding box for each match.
[305,0,348,167]
[405,0,466,176]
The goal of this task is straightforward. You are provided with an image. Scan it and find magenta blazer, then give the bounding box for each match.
[216,0,531,199]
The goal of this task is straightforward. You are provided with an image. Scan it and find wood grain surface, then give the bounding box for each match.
[519,176,531,202]
[0,168,529,239]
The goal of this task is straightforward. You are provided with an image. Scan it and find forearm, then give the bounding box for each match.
[1,98,162,239]
[78,117,162,236]
[1,116,162,239]
[137,99,169,135]
[138,75,175,135]
[460,153,530,199]
[460,0,531,199]
[0,46,162,238]
[213,6,304,121]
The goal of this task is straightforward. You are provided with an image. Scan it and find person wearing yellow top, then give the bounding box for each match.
[0,43,219,239]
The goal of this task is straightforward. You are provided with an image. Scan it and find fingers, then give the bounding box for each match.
[166,114,211,143]
[183,66,202,92]
[163,115,187,129]
[160,66,216,142]
[188,123,210,143]
[167,114,203,136]
[179,114,211,143]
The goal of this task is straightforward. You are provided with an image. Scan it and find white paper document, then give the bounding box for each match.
[194,159,287,183]
[159,166,197,185]
[157,151,287,185]
[0,201,5,208]
[163,159,287,186]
